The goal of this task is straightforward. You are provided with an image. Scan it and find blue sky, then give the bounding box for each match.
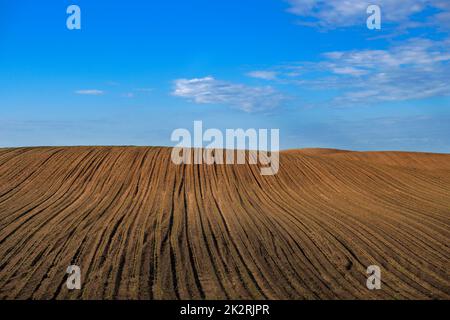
[0,0,449,152]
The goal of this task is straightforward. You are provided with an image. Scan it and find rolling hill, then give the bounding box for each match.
[0,146,449,299]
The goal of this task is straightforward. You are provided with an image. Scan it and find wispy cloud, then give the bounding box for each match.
[75,89,104,96]
[256,38,450,105]
[286,0,450,31]
[172,76,286,112]
[318,38,450,104]
[246,70,278,80]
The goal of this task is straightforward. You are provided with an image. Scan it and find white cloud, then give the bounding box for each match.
[246,70,278,80]
[280,38,450,105]
[286,0,449,30]
[172,76,285,112]
[75,89,104,95]
[330,66,368,76]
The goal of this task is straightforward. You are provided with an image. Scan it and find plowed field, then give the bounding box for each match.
[0,147,449,299]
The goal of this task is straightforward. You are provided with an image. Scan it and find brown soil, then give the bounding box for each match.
[0,146,449,299]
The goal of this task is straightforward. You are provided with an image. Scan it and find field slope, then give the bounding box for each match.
[0,146,449,299]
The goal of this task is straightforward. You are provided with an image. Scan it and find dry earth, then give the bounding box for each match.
[0,146,449,299]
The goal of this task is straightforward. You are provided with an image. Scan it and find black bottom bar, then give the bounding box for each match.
[1,300,447,319]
